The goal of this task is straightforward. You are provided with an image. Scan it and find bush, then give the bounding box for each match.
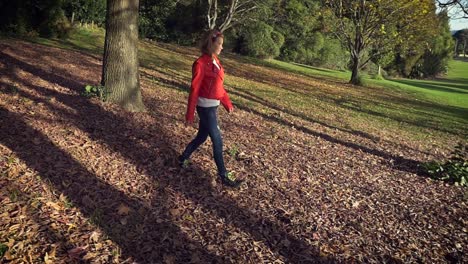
[239,22,283,59]
[39,8,72,38]
[422,143,468,186]
[82,85,108,101]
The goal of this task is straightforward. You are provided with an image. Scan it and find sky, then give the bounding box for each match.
[450,18,467,30]
[447,6,468,31]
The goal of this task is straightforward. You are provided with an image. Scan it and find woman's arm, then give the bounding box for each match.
[186,60,204,122]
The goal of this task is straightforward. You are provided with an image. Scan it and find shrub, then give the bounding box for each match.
[82,85,107,101]
[422,143,468,186]
[239,22,283,59]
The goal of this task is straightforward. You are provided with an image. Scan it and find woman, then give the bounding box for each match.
[179,29,243,188]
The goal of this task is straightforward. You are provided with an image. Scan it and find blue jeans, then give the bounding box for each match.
[181,106,226,176]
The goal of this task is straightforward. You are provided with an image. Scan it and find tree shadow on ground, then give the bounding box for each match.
[233,104,423,176]
[1,43,332,263]
[228,87,379,141]
[391,79,468,93]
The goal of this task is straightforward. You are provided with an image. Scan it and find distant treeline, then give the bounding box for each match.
[1,0,467,80]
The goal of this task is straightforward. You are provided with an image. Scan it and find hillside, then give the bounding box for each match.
[0,29,467,263]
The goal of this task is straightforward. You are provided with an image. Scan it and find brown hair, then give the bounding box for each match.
[199,29,224,56]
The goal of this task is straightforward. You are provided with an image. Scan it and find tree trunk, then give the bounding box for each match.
[101,0,145,112]
[350,55,361,85]
[464,40,467,57]
[71,12,75,25]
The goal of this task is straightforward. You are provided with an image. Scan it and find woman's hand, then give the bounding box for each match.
[228,107,234,113]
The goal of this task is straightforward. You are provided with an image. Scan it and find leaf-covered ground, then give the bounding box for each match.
[0,39,467,263]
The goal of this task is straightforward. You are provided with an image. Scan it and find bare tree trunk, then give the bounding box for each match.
[71,12,75,25]
[207,0,218,30]
[464,39,467,57]
[206,0,257,32]
[101,0,145,112]
[350,31,364,85]
[350,55,361,85]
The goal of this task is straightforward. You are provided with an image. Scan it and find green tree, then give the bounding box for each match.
[0,0,70,37]
[101,0,145,111]
[238,22,284,58]
[273,0,323,63]
[63,0,106,26]
[323,0,437,85]
[139,0,178,40]
[419,10,454,77]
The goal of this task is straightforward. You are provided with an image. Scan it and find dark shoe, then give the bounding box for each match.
[220,172,244,188]
[178,155,190,168]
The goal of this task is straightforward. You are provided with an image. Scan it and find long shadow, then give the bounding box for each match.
[1,177,96,262]
[334,99,468,137]
[232,104,422,175]
[228,87,380,141]
[391,79,468,94]
[1,43,331,262]
[0,106,225,262]
[291,62,340,74]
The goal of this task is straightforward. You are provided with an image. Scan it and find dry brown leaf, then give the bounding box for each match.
[117,204,131,216]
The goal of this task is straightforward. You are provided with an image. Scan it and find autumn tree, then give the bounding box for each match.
[323,0,437,85]
[101,0,145,111]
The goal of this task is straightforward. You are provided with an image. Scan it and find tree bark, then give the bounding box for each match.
[464,39,467,57]
[101,0,145,112]
[350,55,361,85]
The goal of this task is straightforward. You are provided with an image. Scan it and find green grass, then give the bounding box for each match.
[264,58,468,109]
[29,27,105,54]
[14,27,468,144]
[447,58,468,80]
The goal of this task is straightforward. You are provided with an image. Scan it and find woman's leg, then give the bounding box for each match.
[203,107,227,177]
[180,107,209,160]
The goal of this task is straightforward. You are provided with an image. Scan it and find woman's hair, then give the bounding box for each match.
[199,29,224,55]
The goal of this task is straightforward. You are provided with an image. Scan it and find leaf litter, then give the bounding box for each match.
[0,39,466,263]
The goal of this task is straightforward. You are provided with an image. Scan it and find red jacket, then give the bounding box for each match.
[185,54,233,122]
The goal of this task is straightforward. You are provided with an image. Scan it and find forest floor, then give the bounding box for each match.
[0,33,467,263]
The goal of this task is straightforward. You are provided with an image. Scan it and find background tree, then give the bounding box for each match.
[139,0,177,41]
[323,0,437,85]
[0,0,71,38]
[63,0,106,27]
[206,0,259,32]
[101,0,145,111]
[417,11,454,77]
[237,22,284,58]
[453,29,468,56]
[272,0,324,64]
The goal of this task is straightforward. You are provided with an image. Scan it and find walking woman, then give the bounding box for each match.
[179,29,243,188]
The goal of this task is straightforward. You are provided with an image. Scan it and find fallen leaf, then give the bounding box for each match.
[117,204,131,216]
